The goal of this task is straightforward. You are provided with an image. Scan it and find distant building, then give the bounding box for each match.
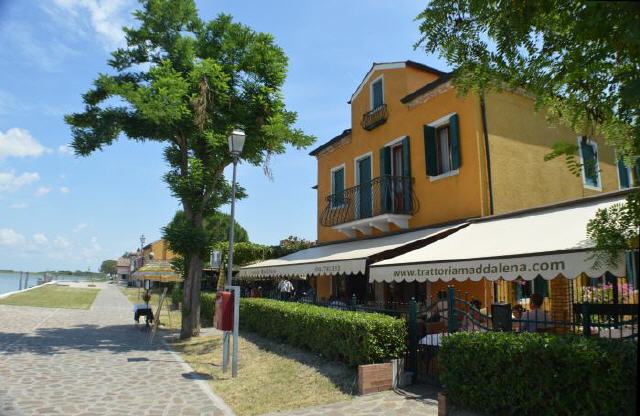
[116,257,131,280]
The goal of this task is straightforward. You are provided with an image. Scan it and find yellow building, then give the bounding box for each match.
[309,61,622,304]
[142,239,176,262]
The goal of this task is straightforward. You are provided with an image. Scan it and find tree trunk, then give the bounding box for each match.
[180,210,204,340]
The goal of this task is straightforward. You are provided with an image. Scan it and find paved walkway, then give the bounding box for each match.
[0,283,234,416]
[261,386,439,416]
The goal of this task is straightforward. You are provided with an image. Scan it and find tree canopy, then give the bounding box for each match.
[99,260,118,275]
[416,0,640,266]
[65,0,314,338]
[416,0,640,162]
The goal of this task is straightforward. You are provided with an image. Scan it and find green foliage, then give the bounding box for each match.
[239,298,407,367]
[416,0,640,269]
[171,285,183,306]
[64,0,314,337]
[200,291,216,324]
[587,192,640,268]
[440,332,637,416]
[99,259,118,275]
[211,235,312,267]
[416,1,640,161]
[204,211,249,244]
[273,235,313,257]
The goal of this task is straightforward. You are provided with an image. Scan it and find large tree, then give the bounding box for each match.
[66,0,313,338]
[416,0,640,266]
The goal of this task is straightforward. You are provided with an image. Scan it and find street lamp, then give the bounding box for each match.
[225,129,245,378]
[139,234,146,299]
[226,129,245,287]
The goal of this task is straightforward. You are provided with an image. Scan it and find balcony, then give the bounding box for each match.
[319,175,419,237]
[361,104,388,131]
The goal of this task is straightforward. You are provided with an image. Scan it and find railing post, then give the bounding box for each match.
[447,286,457,333]
[409,297,418,380]
[582,303,591,338]
[351,293,357,309]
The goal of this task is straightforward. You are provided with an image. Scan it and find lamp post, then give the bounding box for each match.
[226,129,245,287]
[225,129,245,378]
[139,234,146,299]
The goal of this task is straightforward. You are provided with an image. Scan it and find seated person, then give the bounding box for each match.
[520,294,551,332]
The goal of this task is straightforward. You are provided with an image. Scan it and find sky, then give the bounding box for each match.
[0,0,449,272]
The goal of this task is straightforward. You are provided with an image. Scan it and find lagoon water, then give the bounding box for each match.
[0,272,93,296]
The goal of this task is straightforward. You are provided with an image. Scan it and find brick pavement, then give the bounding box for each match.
[0,283,234,416]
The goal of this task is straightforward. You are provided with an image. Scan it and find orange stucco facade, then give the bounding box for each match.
[311,61,621,306]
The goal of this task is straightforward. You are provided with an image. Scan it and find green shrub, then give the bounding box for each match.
[170,285,183,306]
[239,298,406,366]
[440,332,637,416]
[200,291,216,325]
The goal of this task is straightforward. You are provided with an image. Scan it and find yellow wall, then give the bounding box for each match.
[143,239,176,261]
[485,91,619,214]
[316,66,487,243]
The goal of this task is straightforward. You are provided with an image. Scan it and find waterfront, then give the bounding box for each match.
[0,272,99,296]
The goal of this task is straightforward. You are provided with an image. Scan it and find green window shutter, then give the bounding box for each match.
[424,125,437,176]
[332,168,344,207]
[372,80,383,108]
[449,114,461,170]
[379,146,391,212]
[402,136,412,212]
[618,158,630,189]
[533,275,549,298]
[402,136,411,177]
[580,140,599,187]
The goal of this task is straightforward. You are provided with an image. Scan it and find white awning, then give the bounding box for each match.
[370,194,629,283]
[239,224,465,278]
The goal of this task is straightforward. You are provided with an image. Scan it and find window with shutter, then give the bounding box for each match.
[424,113,461,178]
[579,137,601,189]
[617,158,631,189]
[331,167,345,208]
[533,275,549,298]
[371,78,384,109]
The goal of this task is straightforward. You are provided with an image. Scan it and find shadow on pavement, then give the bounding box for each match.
[0,324,163,356]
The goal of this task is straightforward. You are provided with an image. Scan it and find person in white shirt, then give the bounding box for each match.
[278,279,294,301]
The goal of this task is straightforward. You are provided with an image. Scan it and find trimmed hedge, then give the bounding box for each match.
[200,292,216,324]
[239,298,406,366]
[440,332,637,416]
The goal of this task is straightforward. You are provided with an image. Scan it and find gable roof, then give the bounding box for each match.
[309,129,352,156]
[349,60,447,103]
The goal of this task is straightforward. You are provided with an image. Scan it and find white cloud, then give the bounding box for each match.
[0,128,50,160]
[60,186,70,194]
[0,228,26,246]
[73,223,87,232]
[33,233,48,245]
[0,22,78,73]
[35,186,51,197]
[0,171,40,193]
[53,236,71,248]
[58,144,74,155]
[50,0,134,49]
[9,202,28,209]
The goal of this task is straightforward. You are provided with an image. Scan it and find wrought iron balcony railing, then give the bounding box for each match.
[319,175,419,227]
[361,104,388,130]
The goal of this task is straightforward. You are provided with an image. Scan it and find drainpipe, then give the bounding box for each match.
[480,94,494,215]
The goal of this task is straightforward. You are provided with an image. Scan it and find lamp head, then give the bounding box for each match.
[228,129,246,156]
